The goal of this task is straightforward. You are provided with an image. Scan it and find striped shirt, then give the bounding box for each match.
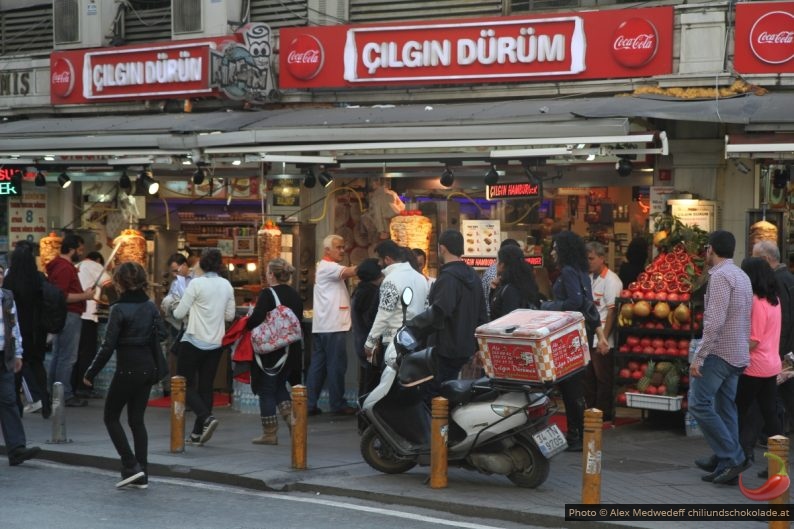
[693,259,752,369]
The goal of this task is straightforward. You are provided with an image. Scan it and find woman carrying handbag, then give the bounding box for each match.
[246,258,304,445]
[83,262,167,489]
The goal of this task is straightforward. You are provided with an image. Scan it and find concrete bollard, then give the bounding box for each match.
[581,408,603,505]
[291,385,307,469]
[48,382,71,444]
[430,396,449,489]
[768,435,790,529]
[170,376,186,453]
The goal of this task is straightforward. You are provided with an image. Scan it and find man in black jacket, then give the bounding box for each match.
[412,230,486,397]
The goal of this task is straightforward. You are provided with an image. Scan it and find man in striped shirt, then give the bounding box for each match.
[690,230,753,485]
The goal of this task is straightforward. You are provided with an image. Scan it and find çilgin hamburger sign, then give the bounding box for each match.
[279,6,673,89]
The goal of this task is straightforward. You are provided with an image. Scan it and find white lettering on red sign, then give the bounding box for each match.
[92,55,203,92]
[287,50,321,64]
[358,28,567,76]
[749,11,794,65]
[613,34,655,50]
[610,17,658,68]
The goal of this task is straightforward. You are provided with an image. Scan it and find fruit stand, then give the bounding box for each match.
[612,214,708,420]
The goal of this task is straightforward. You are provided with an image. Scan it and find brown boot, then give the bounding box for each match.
[277,400,293,435]
[252,416,278,445]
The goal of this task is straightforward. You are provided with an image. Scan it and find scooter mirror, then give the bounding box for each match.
[401,287,413,307]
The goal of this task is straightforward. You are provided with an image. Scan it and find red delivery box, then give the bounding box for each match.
[475,309,589,385]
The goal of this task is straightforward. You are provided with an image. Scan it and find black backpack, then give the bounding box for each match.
[41,282,67,334]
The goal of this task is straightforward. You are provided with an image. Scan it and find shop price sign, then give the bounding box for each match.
[734,2,794,73]
[486,182,541,200]
[279,6,672,88]
[0,168,21,197]
[7,191,47,245]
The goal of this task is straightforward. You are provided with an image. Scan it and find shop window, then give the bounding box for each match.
[0,4,53,57]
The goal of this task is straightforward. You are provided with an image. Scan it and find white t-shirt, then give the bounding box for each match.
[312,259,351,333]
[590,267,623,348]
[77,259,112,322]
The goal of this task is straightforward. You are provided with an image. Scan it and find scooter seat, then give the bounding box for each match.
[439,379,478,407]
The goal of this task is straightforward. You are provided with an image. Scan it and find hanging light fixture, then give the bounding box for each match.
[303,167,317,188]
[318,165,334,188]
[57,170,71,189]
[615,157,633,177]
[34,168,47,187]
[138,167,159,195]
[118,168,132,191]
[192,164,208,185]
[484,164,499,186]
[440,165,455,187]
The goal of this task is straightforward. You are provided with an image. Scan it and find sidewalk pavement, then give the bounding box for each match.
[4,401,782,529]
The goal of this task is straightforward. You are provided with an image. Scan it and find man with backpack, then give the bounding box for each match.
[46,234,95,408]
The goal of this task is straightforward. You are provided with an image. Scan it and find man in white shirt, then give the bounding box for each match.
[73,251,111,399]
[307,235,358,416]
[584,242,623,421]
[364,240,429,362]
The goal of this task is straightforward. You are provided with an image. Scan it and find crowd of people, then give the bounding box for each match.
[3,225,793,489]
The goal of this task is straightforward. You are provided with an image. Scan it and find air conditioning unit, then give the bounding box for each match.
[172,0,247,40]
[307,0,348,25]
[53,0,117,50]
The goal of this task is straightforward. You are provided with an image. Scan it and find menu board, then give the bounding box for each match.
[461,220,501,258]
[8,190,48,245]
[670,200,717,233]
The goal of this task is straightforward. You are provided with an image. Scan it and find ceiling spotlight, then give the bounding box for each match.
[57,171,71,189]
[34,168,46,187]
[484,164,499,186]
[231,159,242,166]
[192,164,208,185]
[318,166,334,188]
[303,167,317,188]
[138,168,159,195]
[440,165,455,187]
[118,168,132,191]
[616,157,633,177]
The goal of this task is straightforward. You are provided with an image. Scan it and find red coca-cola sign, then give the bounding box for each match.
[50,57,75,98]
[285,34,325,80]
[735,2,794,73]
[750,10,794,64]
[611,18,658,68]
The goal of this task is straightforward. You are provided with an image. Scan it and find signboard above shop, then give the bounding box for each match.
[486,182,541,200]
[0,168,22,197]
[50,23,274,105]
[279,7,673,89]
[734,2,794,74]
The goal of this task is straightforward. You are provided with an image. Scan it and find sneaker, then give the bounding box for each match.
[129,474,148,489]
[9,446,40,466]
[116,466,146,488]
[186,433,202,445]
[199,417,219,445]
[23,401,43,414]
[65,397,88,407]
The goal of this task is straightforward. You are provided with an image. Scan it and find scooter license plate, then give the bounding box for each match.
[532,424,568,458]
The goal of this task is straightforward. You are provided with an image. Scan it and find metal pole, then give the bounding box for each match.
[430,396,449,489]
[581,408,603,504]
[170,376,186,453]
[768,435,790,529]
[292,384,307,469]
[49,382,70,444]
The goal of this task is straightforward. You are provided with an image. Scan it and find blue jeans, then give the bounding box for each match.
[255,366,291,417]
[0,369,26,453]
[307,332,349,411]
[689,355,746,468]
[48,312,82,400]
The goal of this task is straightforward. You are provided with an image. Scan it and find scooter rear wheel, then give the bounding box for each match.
[506,441,550,489]
[360,426,417,474]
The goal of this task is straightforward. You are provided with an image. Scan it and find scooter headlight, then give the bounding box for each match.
[491,404,522,418]
[394,327,418,353]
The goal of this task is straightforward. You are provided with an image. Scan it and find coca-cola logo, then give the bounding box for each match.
[611,18,658,68]
[750,11,794,65]
[285,34,324,80]
[50,57,75,98]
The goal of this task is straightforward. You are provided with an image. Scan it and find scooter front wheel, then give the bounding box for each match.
[360,426,417,474]
[506,441,550,489]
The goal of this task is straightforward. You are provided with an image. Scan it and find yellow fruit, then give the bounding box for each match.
[653,230,668,247]
[620,304,635,319]
[633,300,652,318]
[653,302,671,319]
[674,304,691,323]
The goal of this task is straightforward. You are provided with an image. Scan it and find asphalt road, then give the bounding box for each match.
[1,461,556,529]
